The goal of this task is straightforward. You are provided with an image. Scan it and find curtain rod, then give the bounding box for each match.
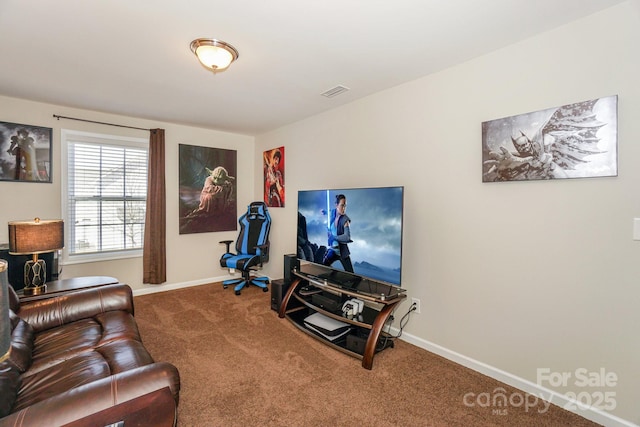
[53,114,151,132]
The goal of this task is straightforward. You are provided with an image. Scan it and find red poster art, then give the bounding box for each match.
[263,146,285,207]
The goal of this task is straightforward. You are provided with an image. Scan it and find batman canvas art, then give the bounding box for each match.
[482,96,618,182]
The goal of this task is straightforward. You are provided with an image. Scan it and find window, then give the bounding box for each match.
[62,130,148,263]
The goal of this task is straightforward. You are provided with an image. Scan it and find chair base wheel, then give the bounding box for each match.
[235,290,241,295]
[262,287,269,292]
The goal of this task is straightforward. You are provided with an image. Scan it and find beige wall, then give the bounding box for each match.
[255,2,640,424]
[1,1,638,424]
[0,97,255,291]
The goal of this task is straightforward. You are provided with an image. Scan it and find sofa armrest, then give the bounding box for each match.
[17,284,135,333]
[0,362,180,427]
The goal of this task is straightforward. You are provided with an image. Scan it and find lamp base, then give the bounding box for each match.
[24,258,47,295]
[22,284,47,296]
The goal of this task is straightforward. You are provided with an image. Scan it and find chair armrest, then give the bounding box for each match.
[219,239,233,253]
[17,284,134,333]
[0,362,180,427]
[255,242,269,266]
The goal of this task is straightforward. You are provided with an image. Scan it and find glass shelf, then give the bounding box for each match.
[296,261,406,303]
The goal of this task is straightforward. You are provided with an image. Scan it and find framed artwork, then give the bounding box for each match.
[178,144,237,234]
[264,146,285,207]
[482,95,618,182]
[0,121,53,183]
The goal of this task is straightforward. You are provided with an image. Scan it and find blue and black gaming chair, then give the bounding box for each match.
[219,201,271,295]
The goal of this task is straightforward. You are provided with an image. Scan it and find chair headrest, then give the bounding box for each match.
[249,202,267,217]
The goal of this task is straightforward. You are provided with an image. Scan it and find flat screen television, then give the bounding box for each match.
[297,186,404,286]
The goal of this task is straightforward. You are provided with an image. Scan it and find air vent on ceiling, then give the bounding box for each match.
[321,85,350,98]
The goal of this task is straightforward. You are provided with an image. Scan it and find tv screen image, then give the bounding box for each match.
[297,186,403,286]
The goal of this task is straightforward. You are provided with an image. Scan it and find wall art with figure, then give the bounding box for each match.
[0,121,52,183]
[482,95,617,182]
[179,144,237,234]
[264,146,285,207]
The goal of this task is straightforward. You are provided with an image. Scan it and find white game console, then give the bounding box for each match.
[341,298,364,321]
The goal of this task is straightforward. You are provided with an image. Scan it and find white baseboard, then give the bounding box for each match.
[395,330,637,427]
[132,275,230,296]
[132,274,274,297]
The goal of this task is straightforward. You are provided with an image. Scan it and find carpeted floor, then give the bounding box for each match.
[134,283,600,427]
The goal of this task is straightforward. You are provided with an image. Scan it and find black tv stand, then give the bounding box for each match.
[278,263,406,370]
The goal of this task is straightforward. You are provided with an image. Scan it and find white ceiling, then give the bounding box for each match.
[0,0,627,136]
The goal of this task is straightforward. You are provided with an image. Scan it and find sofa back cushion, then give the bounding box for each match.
[9,310,34,372]
[0,309,34,418]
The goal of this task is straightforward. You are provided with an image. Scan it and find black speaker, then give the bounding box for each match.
[270,279,289,312]
[283,253,299,284]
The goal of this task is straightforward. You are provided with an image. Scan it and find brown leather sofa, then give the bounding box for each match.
[1,283,180,427]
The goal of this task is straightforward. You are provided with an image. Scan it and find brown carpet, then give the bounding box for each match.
[134,283,599,427]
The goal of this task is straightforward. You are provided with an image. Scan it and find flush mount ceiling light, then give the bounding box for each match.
[190,38,239,73]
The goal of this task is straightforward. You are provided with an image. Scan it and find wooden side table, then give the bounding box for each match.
[16,276,119,302]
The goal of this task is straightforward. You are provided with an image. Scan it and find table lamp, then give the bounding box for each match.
[8,218,64,295]
[1,259,10,363]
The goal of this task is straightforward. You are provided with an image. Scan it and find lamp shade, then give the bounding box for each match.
[190,38,239,72]
[8,218,64,255]
[0,259,10,362]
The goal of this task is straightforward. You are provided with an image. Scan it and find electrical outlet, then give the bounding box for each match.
[411,297,421,314]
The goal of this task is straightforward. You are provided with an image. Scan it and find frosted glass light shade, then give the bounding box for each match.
[190,38,239,72]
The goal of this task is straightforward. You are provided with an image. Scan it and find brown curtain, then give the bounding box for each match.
[143,129,166,284]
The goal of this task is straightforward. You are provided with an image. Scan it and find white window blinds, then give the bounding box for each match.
[65,131,148,257]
